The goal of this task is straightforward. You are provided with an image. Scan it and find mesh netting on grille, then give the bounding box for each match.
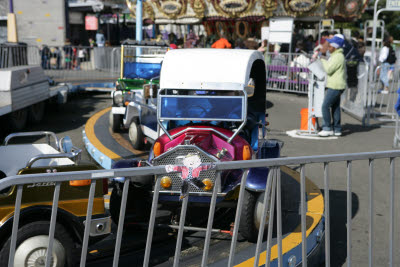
[152,146,217,193]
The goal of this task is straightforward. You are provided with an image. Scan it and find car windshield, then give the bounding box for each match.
[159,95,244,121]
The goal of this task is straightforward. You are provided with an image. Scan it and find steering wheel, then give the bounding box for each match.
[184,105,208,118]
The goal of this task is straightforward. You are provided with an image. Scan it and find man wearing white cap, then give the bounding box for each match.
[314,35,347,137]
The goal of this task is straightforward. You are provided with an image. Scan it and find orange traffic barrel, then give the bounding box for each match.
[300,108,316,131]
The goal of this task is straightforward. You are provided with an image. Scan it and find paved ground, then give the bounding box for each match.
[266,92,399,266]
[2,90,399,266]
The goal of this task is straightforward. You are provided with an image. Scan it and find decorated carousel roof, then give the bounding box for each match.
[126,0,368,24]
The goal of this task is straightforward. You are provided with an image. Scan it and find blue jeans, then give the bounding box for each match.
[322,88,344,133]
[380,63,390,87]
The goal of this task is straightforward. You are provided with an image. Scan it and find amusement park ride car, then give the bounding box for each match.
[110,41,168,149]
[110,49,280,242]
[0,131,110,266]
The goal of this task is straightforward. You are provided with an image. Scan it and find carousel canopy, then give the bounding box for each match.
[126,0,368,24]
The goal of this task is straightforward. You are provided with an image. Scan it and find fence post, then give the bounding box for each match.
[228,169,249,267]
[201,172,221,267]
[45,182,61,267]
[8,185,23,267]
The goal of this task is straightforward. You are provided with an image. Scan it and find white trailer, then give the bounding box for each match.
[0,65,69,130]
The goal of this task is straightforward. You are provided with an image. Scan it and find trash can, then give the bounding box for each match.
[0,42,28,68]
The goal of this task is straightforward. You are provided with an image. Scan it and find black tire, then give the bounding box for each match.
[239,189,270,242]
[128,120,144,150]
[0,221,75,267]
[28,101,46,124]
[9,108,28,131]
[109,111,122,133]
[110,183,151,225]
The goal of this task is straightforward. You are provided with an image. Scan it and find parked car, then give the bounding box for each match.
[110,42,167,149]
[110,49,279,242]
[0,131,111,266]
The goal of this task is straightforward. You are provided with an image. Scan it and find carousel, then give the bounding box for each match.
[126,0,368,40]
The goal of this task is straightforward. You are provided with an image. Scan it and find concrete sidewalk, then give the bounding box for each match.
[266,91,395,157]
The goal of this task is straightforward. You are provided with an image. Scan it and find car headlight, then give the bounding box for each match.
[113,93,123,106]
[160,176,172,189]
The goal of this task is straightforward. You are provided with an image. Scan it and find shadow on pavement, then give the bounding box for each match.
[322,189,360,267]
[0,92,110,142]
[341,123,381,137]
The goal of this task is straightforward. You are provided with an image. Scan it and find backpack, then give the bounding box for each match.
[386,46,397,64]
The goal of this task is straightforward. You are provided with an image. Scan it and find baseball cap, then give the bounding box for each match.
[326,35,344,48]
[334,34,345,40]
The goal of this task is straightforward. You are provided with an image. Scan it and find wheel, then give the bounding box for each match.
[9,108,28,131]
[0,221,75,267]
[128,120,144,150]
[110,183,151,225]
[109,111,122,133]
[28,102,46,123]
[239,189,271,242]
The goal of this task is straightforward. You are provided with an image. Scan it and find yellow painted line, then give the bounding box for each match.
[108,128,148,160]
[85,107,121,161]
[235,166,324,267]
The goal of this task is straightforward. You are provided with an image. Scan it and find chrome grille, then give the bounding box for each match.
[152,145,218,193]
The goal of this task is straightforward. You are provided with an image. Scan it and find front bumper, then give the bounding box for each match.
[111,106,126,115]
[83,216,112,237]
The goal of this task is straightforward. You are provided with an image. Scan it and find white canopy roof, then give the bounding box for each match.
[160,49,264,91]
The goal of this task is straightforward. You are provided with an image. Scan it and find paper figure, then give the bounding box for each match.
[165,153,215,199]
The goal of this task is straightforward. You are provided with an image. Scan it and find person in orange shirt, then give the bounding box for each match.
[211,33,232,49]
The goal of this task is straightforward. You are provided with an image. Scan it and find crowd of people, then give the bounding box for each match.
[39,30,107,70]
[197,29,396,137]
[40,41,89,71]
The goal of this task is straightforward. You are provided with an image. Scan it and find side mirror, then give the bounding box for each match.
[61,136,73,153]
[245,78,255,97]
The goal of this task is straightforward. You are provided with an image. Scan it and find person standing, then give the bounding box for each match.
[89,38,95,48]
[77,45,86,70]
[96,30,105,47]
[52,47,61,69]
[211,33,232,49]
[378,39,396,94]
[63,39,73,69]
[313,35,346,137]
[244,35,258,50]
[41,45,51,70]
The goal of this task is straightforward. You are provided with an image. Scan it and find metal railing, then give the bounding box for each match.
[394,114,400,147]
[43,46,120,82]
[0,44,40,68]
[110,47,121,75]
[1,150,400,266]
[364,49,400,124]
[341,61,370,121]
[0,44,121,82]
[266,52,312,94]
[368,64,400,122]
